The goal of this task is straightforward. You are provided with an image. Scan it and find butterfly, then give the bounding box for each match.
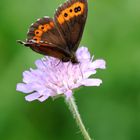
[18,0,88,63]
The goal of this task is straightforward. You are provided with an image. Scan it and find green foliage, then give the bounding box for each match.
[0,0,140,139]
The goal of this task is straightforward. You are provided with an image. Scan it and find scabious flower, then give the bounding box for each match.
[16,47,106,102]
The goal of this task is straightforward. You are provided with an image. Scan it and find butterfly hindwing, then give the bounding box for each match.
[19,17,71,59]
[54,0,88,52]
[27,17,66,47]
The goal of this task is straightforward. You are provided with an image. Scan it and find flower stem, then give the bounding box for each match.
[66,96,92,140]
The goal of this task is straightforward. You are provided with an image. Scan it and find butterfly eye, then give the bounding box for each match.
[33,36,40,43]
[35,30,43,37]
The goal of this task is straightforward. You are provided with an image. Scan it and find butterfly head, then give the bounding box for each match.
[62,51,79,64]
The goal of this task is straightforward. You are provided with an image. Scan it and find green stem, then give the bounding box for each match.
[66,96,93,140]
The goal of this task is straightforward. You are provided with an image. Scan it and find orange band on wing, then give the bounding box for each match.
[57,2,85,24]
[33,22,55,43]
[49,22,54,27]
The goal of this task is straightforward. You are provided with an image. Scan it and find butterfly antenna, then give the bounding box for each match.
[17,40,25,44]
[17,40,31,47]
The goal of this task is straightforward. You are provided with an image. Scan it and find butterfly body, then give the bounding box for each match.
[18,0,88,63]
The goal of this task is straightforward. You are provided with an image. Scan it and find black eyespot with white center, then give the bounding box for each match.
[77,6,81,11]
[74,7,78,13]
[74,6,81,13]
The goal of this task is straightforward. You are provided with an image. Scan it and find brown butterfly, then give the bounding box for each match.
[18,0,88,63]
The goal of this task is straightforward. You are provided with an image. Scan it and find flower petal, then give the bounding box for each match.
[16,83,34,93]
[38,95,50,102]
[25,92,41,101]
[91,59,106,69]
[79,78,102,86]
[76,47,91,61]
[35,59,46,69]
[17,46,106,102]
[83,70,96,78]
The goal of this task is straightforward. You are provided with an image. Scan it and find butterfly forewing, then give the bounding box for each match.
[54,0,88,52]
[22,17,71,59]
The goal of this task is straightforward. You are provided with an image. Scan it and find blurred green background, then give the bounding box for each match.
[0,0,140,140]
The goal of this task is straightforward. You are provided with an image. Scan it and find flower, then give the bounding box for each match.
[16,47,106,102]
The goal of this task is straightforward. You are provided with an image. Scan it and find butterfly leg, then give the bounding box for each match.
[62,57,71,62]
[71,56,79,64]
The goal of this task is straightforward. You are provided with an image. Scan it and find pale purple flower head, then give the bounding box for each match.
[16,47,106,102]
